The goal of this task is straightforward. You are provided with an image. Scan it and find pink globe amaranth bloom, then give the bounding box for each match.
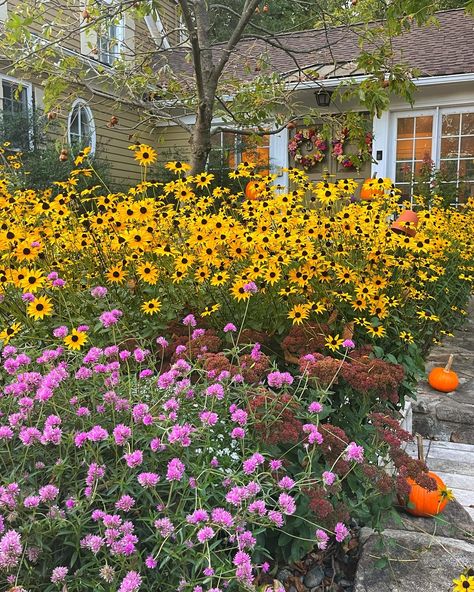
[261,562,270,573]
[22,292,35,302]
[267,371,294,388]
[124,450,143,468]
[0,529,22,569]
[197,526,215,543]
[154,517,175,537]
[250,343,261,361]
[53,326,68,338]
[166,458,185,481]
[156,336,168,348]
[137,472,160,487]
[24,495,41,508]
[77,325,89,332]
[322,471,336,486]
[231,427,245,439]
[51,566,68,583]
[278,492,296,515]
[315,529,329,549]
[205,383,224,399]
[115,495,136,512]
[91,286,108,298]
[118,570,142,592]
[308,401,323,413]
[88,425,109,442]
[65,498,76,510]
[199,411,218,426]
[113,424,132,446]
[278,476,295,490]
[0,426,13,440]
[186,509,209,524]
[182,314,197,327]
[146,556,157,569]
[342,339,355,349]
[345,442,364,463]
[303,423,324,445]
[39,484,59,502]
[243,281,258,294]
[223,323,237,333]
[335,522,350,543]
[99,309,123,328]
[243,452,264,475]
[269,459,283,471]
[267,510,284,527]
[248,500,266,516]
[211,507,234,527]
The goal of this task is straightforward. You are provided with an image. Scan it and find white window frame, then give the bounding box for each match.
[0,75,34,150]
[96,0,126,65]
[388,105,474,204]
[67,98,96,154]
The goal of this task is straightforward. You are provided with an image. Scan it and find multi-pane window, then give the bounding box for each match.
[97,18,125,65]
[1,80,31,150]
[395,115,433,196]
[439,112,474,201]
[208,132,270,183]
[68,100,95,153]
[393,108,474,204]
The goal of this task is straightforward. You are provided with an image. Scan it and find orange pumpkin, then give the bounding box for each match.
[360,177,384,200]
[428,354,459,393]
[245,181,260,201]
[401,435,451,517]
[405,472,450,517]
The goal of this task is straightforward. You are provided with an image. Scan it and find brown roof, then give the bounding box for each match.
[163,9,474,82]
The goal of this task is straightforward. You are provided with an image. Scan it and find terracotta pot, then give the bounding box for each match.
[391,209,419,237]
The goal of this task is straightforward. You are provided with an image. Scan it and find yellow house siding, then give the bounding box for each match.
[157,124,191,163]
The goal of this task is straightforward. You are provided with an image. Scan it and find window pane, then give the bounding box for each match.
[415,138,431,160]
[396,139,413,160]
[440,137,458,158]
[396,161,413,182]
[440,160,458,177]
[460,136,474,158]
[461,112,474,136]
[397,117,414,138]
[415,116,433,136]
[442,113,460,136]
[459,159,474,179]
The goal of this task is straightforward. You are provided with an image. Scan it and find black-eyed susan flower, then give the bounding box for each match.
[325,334,344,352]
[64,328,88,350]
[107,265,126,284]
[453,573,474,592]
[193,173,214,189]
[141,298,161,315]
[27,296,53,320]
[165,161,191,174]
[137,262,159,285]
[399,331,414,344]
[133,144,157,167]
[288,303,310,325]
[0,322,21,344]
[201,303,220,317]
[366,324,386,338]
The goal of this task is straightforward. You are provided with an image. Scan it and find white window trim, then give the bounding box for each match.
[387,105,474,204]
[67,98,96,155]
[0,0,8,22]
[97,14,126,65]
[0,75,34,150]
[144,14,171,50]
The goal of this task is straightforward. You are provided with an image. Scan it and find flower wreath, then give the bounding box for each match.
[332,128,373,170]
[288,128,328,170]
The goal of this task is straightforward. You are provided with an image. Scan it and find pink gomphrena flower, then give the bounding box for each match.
[342,339,355,349]
[118,570,142,592]
[269,459,283,471]
[182,314,197,327]
[137,473,160,488]
[186,509,209,524]
[248,500,266,516]
[31,241,40,248]
[243,453,265,475]
[77,325,89,332]
[145,556,157,569]
[50,566,68,583]
[261,562,270,573]
[197,526,215,543]
[278,476,295,490]
[302,424,323,445]
[123,450,143,468]
[344,442,364,463]
[315,529,329,549]
[308,401,323,413]
[267,371,294,388]
[334,522,350,542]
[99,309,123,328]
[211,507,234,527]
[47,272,58,281]
[154,517,175,537]
[91,286,108,298]
[115,495,136,512]
[53,326,69,338]
[322,471,336,486]
[199,411,218,426]
[52,278,65,288]
[267,510,284,527]
[278,493,296,515]
[250,342,261,361]
[203,567,214,577]
[231,427,245,439]
[243,282,258,294]
[192,328,206,340]
[22,292,35,302]
[156,336,168,348]
[223,323,237,333]
[38,485,59,502]
[0,529,22,569]
[166,458,185,481]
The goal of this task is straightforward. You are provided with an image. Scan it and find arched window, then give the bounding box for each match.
[68,99,96,153]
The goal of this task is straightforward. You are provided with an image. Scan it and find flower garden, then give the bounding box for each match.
[0,144,473,592]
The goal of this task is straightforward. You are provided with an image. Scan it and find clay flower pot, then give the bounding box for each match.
[391,209,419,237]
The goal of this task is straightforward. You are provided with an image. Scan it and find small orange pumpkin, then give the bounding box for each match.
[405,472,450,517]
[245,181,260,201]
[402,435,451,517]
[428,354,459,393]
[360,177,384,200]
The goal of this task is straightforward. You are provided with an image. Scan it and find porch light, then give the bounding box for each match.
[314,88,333,108]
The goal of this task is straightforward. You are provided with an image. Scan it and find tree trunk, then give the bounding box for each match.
[190,97,214,175]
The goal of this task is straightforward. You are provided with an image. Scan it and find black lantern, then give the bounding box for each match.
[314,88,333,108]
